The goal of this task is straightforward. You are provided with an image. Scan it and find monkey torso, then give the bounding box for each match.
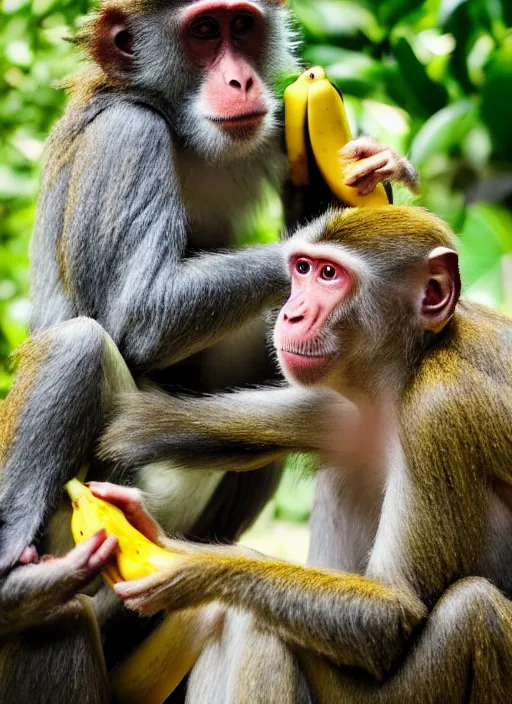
[30,93,286,335]
[310,300,512,601]
[29,93,287,540]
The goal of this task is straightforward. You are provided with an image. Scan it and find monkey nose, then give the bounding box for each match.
[283,312,305,325]
[227,77,255,96]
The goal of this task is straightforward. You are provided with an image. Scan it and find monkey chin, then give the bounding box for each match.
[279,350,335,387]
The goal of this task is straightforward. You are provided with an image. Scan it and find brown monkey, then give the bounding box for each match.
[102,206,512,703]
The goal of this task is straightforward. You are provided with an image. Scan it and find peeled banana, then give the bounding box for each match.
[284,67,390,207]
[65,478,178,585]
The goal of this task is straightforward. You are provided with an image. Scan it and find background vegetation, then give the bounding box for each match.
[1,0,512,554]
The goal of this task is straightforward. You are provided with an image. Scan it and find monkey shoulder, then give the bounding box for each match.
[400,301,512,476]
[43,96,176,186]
[91,100,172,156]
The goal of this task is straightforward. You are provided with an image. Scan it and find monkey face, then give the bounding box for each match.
[275,207,461,391]
[178,0,289,159]
[84,0,295,161]
[275,250,352,387]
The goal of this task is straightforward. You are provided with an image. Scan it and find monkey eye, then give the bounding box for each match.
[232,13,255,36]
[296,260,311,275]
[321,265,337,280]
[190,17,221,40]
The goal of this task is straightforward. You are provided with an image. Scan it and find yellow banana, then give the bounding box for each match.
[65,479,178,585]
[307,78,390,207]
[284,66,326,187]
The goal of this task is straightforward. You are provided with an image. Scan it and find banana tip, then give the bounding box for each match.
[64,478,90,501]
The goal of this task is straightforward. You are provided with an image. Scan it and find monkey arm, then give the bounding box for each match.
[56,103,289,371]
[114,551,426,682]
[98,386,359,471]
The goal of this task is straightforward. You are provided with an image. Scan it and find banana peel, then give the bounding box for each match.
[284,67,390,207]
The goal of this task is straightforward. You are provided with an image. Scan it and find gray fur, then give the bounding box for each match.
[0,318,105,573]
[0,0,300,696]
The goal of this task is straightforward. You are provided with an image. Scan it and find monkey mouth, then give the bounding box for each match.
[280,349,333,364]
[279,347,335,386]
[210,111,267,139]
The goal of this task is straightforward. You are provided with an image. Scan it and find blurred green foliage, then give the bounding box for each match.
[1,0,512,521]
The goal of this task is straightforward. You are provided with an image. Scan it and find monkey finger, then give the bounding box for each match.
[62,529,113,571]
[353,173,386,196]
[341,152,392,186]
[18,545,39,565]
[121,595,165,617]
[88,481,161,543]
[340,136,383,160]
[87,534,119,571]
[114,570,167,598]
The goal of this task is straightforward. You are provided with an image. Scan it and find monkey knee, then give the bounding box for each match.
[45,317,107,359]
[14,317,108,379]
[435,578,510,637]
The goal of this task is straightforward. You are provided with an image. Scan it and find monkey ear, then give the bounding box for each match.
[420,247,461,332]
[92,7,134,76]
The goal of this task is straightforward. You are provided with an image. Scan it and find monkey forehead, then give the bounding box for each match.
[313,206,457,257]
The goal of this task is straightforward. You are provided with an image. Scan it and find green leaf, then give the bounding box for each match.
[391,34,449,118]
[458,203,512,300]
[438,0,470,27]
[481,37,512,162]
[410,100,477,165]
[292,0,384,43]
[275,463,314,522]
[304,45,388,98]
[373,0,425,28]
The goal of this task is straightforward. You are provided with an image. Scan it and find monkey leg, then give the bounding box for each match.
[0,316,136,571]
[186,611,312,704]
[303,577,512,704]
[0,595,111,704]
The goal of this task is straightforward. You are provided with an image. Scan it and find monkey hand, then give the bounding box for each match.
[340,137,419,195]
[16,530,118,596]
[113,555,212,616]
[0,531,118,636]
[88,481,164,544]
[113,540,261,617]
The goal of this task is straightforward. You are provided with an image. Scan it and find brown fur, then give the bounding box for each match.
[0,338,50,465]
[101,207,512,702]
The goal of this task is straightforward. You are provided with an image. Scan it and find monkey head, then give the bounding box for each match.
[274,207,461,392]
[80,0,296,161]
